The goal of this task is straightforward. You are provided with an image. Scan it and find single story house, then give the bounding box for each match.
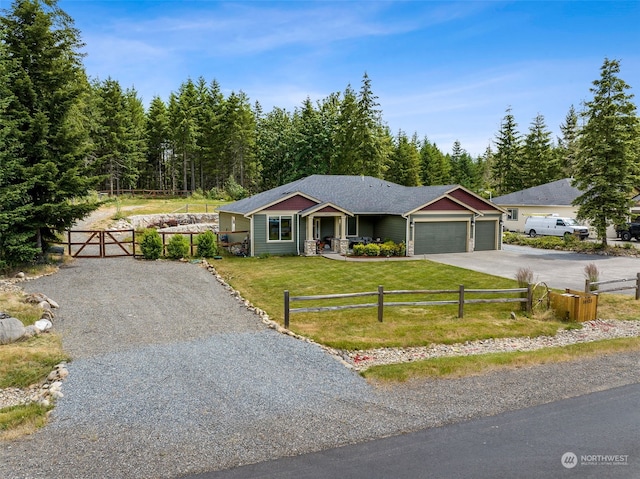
[217,175,505,257]
[492,178,582,233]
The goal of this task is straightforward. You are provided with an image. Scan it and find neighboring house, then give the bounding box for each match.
[217,175,504,257]
[492,178,582,233]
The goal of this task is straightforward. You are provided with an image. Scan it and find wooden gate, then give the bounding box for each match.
[67,229,136,258]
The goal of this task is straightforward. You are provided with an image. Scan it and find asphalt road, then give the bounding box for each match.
[425,244,640,294]
[187,383,640,479]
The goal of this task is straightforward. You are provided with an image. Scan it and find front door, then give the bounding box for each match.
[313,218,321,240]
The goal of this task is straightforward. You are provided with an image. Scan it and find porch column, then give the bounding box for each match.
[304,215,317,256]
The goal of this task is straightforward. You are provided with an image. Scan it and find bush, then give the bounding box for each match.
[196,230,218,257]
[166,235,190,259]
[139,229,163,260]
[395,241,406,257]
[352,243,366,256]
[379,242,395,257]
[364,243,380,257]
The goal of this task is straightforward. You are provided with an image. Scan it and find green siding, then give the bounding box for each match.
[253,214,299,256]
[374,216,407,243]
[356,216,375,237]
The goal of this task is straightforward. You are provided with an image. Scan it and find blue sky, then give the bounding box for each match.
[58,0,640,157]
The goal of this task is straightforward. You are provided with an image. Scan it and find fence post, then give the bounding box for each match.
[132,229,136,256]
[585,279,591,295]
[100,231,105,258]
[284,291,290,329]
[67,230,72,256]
[378,285,384,322]
[526,283,533,313]
[636,273,640,301]
[458,284,464,318]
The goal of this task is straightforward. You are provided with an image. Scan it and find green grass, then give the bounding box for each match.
[0,335,70,389]
[211,256,576,349]
[0,403,53,440]
[106,197,228,216]
[362,337,640,382]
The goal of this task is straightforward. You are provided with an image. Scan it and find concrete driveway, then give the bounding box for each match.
[426,245,640,295]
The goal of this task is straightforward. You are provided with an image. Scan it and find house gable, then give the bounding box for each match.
[263,194,318,212]
[419,197,470,211]
[449,188,501,212]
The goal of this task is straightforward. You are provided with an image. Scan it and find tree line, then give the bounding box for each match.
[1,0,638,267]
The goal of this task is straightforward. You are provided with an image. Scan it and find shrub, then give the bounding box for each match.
[395,241,406,257]
[584,263,599,291]
[515,267,534,287]
[364,243,380,257]
[166,235,190,260]
[379,242,395,257]
[196,230,218,257]
[139,229,163,260]
[352,243,366,256]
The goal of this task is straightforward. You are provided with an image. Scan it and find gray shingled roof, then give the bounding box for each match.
[492,178,581,206]
[219,175,457,216]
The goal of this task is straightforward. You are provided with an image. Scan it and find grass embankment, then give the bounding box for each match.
[108,196,227,216]
[212,255,640,380]
[0,291,70,439]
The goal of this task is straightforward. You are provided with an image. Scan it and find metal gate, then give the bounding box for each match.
[67,229,136,258]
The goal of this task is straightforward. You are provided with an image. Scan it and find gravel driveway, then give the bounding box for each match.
[1,257,639,479]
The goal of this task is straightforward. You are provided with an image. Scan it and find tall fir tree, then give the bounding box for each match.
[521,114,557,187]
[144,96,170,190]
[419,138,450,185]
[573,58,640,245]
[385,130,421,186]
[449,140,478,189]
[492,107,523,194]
[558,105,580,178]
[0,0,99,264]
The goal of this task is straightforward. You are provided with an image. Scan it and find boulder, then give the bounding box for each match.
[34,318,52,332]
[0,317,26,344]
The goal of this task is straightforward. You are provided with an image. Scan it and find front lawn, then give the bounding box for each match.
[211,256,571,350]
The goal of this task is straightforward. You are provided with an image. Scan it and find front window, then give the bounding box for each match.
[507,208,519,221]
[347,216,357,236]
[268,215,293,241]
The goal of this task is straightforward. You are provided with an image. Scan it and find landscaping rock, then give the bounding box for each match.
[0,316,26,344]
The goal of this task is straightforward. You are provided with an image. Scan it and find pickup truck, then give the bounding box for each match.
[616,222,640,241]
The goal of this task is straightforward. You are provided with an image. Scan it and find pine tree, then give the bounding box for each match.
[420,138,450,185]
[386,131,421,186]
[449,140,478,189]
[522,114,556,187]
[558,105,580,177]
[492,107,523,194]
[573,58,640,245]
[144,96,170,190]
[0,0,99,263]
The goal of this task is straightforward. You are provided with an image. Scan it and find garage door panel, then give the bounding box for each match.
[475,221,497,251]
[414,222,467,254]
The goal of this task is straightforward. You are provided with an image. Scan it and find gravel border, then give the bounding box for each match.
[1,257,639,479]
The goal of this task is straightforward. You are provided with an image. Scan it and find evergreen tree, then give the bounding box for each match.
[386,131,421,186]
[144,96,170,190]
[420,138,450,185]
[521,114,556,187]
[219,91,259,191]
[492,107,523,194]
[558,105,580,177]
[0,0,99,263]
[573,58,640,245]
[449,140,478,189]
[256,107,294,190]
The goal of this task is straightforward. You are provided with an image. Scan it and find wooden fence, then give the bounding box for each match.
[586,274,640,299]
[283,284,533,329]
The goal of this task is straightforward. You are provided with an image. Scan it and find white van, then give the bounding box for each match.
[524,215,589,240]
